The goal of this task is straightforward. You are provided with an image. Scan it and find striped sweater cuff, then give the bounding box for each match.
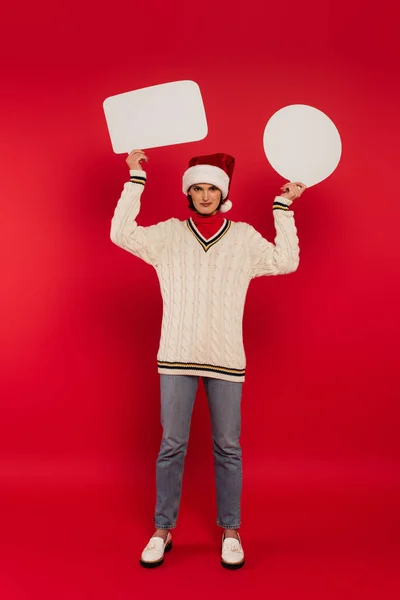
[129,169,147,186]
[273,196,293,211]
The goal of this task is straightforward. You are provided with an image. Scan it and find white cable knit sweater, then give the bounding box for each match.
[110,169,300,382]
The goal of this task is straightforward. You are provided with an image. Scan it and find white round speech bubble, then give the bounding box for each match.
[263,105,342,187]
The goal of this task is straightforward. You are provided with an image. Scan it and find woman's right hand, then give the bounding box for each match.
[126,149,148,171]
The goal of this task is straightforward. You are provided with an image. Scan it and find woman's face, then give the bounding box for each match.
[189,183,222,215]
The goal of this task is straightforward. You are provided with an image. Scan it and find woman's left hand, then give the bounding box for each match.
[280,182,307,201]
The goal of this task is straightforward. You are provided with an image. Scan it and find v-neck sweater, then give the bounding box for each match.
[110,169,300,382]
[191,210,225,240]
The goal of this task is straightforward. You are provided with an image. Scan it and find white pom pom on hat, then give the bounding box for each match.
[219,199,232,213]
[182,153,235,213]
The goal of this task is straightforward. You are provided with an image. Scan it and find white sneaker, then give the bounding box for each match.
[140,532,172,568]
[221,532,245,569]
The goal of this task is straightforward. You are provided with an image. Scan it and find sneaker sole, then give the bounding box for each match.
[139,540,172,568]
[221,558,245,570]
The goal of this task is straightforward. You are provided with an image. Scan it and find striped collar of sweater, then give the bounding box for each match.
[189,210,226,241]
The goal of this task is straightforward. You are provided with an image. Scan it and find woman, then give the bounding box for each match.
[110,149,306,569]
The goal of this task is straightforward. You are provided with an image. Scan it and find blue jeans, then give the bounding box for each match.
[154,374,243,530]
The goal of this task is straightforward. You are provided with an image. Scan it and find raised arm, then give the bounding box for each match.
[110,149,169,267]
[249,182,306,278]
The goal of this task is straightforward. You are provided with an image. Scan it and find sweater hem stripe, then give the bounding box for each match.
[157,360,245,377]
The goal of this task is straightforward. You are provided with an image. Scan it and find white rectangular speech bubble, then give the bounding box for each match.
[103,80,208,154]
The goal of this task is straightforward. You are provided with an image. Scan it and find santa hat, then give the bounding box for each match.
[182,153,235,213]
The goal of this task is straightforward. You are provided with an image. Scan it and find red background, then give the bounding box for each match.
[1,0,399,597]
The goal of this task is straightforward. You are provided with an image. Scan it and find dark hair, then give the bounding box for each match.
[187,187,223,212]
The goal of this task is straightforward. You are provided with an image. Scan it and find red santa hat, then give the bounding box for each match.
[182,153,235,213]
